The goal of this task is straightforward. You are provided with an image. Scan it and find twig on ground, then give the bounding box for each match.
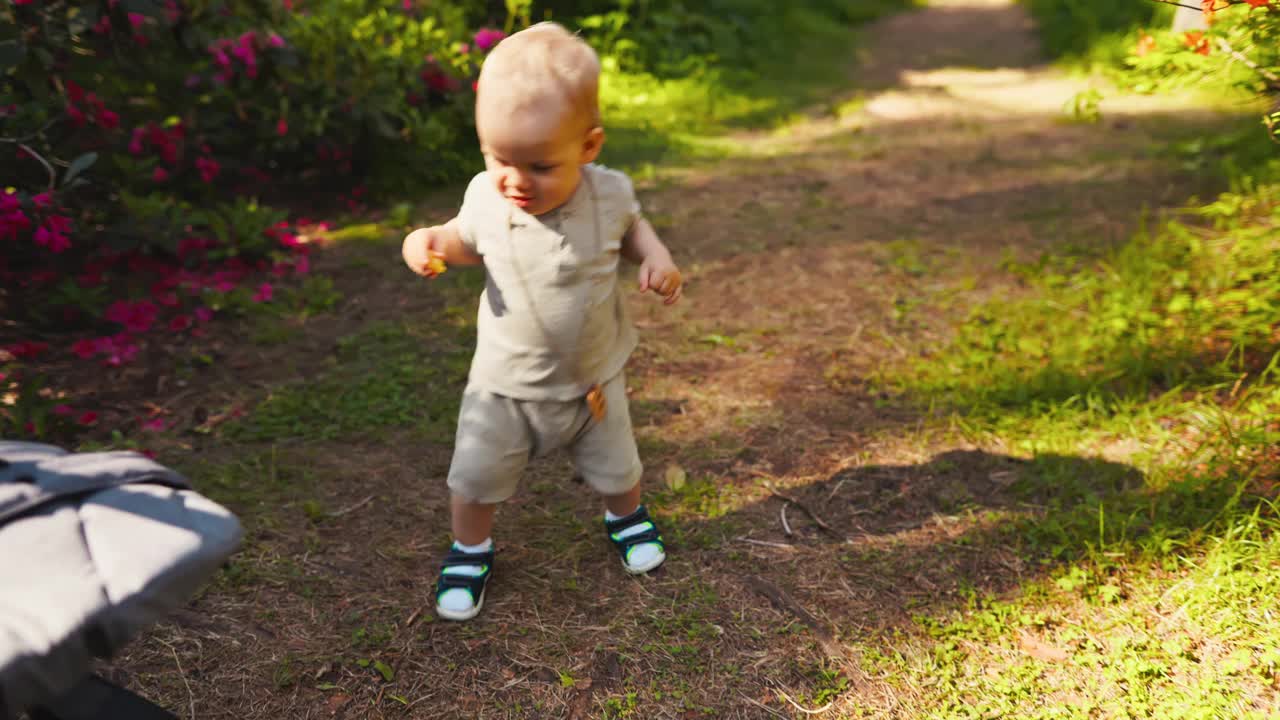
[739,694,790,719]
[329,494,374,518]
[737,536,794,549]
[780,503,793,536]
[763,481,843,539]
[775,686,835,715]
[156,639,196,720]
[743,574,846,662]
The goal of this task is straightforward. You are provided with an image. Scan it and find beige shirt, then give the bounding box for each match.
[455,164,641,401]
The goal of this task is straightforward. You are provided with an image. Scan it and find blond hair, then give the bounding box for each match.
[476,22,601,130]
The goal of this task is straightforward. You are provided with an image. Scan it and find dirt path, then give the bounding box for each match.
[115,2,1235,718]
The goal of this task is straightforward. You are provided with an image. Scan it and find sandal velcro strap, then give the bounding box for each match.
[604,506,665,565]
[435,547,494,602]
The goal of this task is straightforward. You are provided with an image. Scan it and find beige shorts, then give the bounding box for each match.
[446,373,642,503]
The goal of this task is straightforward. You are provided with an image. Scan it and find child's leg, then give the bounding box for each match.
[436,495,499,621]
[452,494,497,545]
[569,373,666,574]
[602,482,641,518]
[437,387,531,620]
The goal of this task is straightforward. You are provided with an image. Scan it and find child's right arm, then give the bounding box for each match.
[402,219,483,278]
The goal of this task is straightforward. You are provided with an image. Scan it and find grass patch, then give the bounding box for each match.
[227,316,472,443]
[874,165,1280,714]
[598,1,917,169]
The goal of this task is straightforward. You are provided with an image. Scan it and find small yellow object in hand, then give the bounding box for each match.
[425,252,447,277]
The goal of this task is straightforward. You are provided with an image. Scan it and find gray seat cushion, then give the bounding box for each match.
[0,441,242,717]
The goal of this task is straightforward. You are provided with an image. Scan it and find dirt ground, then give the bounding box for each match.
[104,1,1239,717]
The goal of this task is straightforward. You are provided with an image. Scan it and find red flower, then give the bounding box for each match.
[141,417,168,432]
[31,193,52,208]
[78,411,99,426]
[53,404,74,417]
[64,80,85,103]
[1245,0,1270,7]
[168,314,193,332]
[153,166,169,182]
[66,104,87,128]
[277,118,288,136]
[71,338,99,358]
[194,307,214,323]
[252,283,273,302]
[5,341,49,359]
[97,109,120,130]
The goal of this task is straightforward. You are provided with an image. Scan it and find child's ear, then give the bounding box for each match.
[580,126,605,164]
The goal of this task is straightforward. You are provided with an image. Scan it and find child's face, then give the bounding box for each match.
[477,103,603,217]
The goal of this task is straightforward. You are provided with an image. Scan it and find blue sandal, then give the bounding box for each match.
[605,506,666,574]
[434,546,494,621]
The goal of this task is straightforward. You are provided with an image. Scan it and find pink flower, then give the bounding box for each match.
[53,404,74,417]
[128,12,145,28]
[97,109,120,130]
[141,417,167,432]
[168,314,192,332]
[267,32,285,48]
[104,300,158,333]
[474,28,506,52]
[45,215,71,233]
[456,42,470,54]
[252,283,273,302]
[78,411,99,426]
[153,166,169,182]
[293,256,310,275]
[102,335,139,366]
[64,80,85,103]
[196,156,220,183]
[194,307,214,323]
[31,192,52,208]
[34,225,71,253]
[128,127,146,155]
[276,117,288,136]
[0,191,19,213]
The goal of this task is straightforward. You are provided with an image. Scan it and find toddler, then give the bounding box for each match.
[401,22,683,621]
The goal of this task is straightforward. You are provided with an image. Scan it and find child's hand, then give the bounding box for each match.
[638,254,682,305]
[402,227,448,279]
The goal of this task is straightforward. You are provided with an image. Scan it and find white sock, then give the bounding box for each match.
[438,538,492,613]
[606,508,664,570]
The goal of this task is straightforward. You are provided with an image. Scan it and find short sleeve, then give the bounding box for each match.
[590,164,642,233]
[454,172,492,255]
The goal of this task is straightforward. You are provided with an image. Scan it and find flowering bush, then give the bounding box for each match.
[1,0,512,441]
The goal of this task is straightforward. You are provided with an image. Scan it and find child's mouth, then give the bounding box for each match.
[509,195,533,208]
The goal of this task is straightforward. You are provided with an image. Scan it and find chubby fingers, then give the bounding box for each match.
[657,269,682,304]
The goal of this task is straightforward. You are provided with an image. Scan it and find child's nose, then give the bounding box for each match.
[506,168,532,191]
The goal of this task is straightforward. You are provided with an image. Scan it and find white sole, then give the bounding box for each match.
[623,550,666,575]
[436,588,485,621]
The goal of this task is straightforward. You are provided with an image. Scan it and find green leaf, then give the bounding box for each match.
[63,152,99,187]
[0,40,25,75]
[372,660,394,682]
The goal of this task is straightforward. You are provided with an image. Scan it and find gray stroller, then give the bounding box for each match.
[0,442,242,719]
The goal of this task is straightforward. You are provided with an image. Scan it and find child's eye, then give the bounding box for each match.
[532,164,556,173]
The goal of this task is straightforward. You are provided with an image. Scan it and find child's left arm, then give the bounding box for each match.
[622,217,682,305]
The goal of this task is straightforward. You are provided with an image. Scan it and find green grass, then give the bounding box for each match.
[873,159,1280,715]
[1020,0,1174,70]
[597,1,917,170]
[227,313,473,443]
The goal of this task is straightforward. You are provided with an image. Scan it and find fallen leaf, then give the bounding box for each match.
[1019,631,1070,662]
[665,464,687,490]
